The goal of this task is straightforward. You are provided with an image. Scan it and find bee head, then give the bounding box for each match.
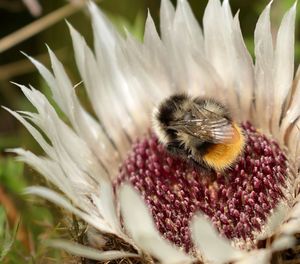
[152,94,191,144]
[153,93,236,145]
[156,93,191,126]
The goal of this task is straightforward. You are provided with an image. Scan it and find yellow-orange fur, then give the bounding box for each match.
[203,123,245,171]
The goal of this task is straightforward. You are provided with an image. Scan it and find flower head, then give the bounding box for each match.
[117,122,289,252]
[6,0,300,263]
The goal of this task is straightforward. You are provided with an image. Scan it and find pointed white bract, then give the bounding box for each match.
[234,250,272,264]
[47,240,139,261]
[272,3,296,137]
[26,186,113,233]
[271,236,296,252]
[256,202,290,240]
[253,1,298,140]
[8,0,300,263]
[254,2,274,132]
[120,184,194,264]
[5,84,127,238]
[160,0,175,45]
[93,180,121,234]
[88,2,154,145]
[279,194,300,236]
[191,213,245,263]
[280,66,300,148]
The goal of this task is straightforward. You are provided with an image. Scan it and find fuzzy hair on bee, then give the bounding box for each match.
[152,93,245,172]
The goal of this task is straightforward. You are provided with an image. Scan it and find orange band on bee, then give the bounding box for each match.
[203,123,245,171]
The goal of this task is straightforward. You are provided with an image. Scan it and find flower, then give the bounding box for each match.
[5,0,300,263]
[116,122,289,252]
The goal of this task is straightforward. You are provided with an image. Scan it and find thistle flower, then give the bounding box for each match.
[6,0,300,263]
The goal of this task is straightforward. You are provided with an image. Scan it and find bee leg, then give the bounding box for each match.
[187,155,215,175]
[187,155,206,169]
[166,143,188,159]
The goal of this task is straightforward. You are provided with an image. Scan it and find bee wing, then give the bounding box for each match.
[168,106,235,144]
[204,119,235,143]
[179,119,234,143]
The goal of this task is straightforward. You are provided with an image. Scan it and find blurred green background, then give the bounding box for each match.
[0,0,298,263]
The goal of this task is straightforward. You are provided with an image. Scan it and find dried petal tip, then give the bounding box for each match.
[117,121,288,252]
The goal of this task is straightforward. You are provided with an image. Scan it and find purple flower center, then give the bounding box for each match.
[116,122,287,252]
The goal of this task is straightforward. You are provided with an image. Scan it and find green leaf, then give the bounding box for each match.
[0,210,19,261]
[0,157,26,193]
[0,206,6,237]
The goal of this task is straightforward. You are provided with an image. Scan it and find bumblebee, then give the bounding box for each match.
[152,94,245,172]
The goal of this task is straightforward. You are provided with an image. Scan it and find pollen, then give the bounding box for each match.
[116,122,288,252]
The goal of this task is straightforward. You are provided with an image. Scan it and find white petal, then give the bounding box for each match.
[68,22,109,127]
[88,1,118,64]
[47,46,79,123]
[203,0,227,61]
[289,200,300,219]
[286,118,300,159]
[77,6,146,151]
[144,12,162,54]
[203,0,239,112]
[254,2,273,132]
[81,38,131,156]
[88,3,141,141]
[203,0,225,76]
[18,86,112,201]
[66,21,86,85]
[257,201,289,239]
[143,14,173,100]
[47,240,138,261]
[280,197,300,235]
[10,148,76,203]
[280,66,300,144]
[26,186,113,233]
[16,85,109,187]
[191,213,244,264]
[171,0,208,95]
[232,13,254,120]
[234,250,271,264]
[25,47,120,177]
[92,180,121,234]
[3,104,54,159]
[160,0,223,99]
[15,56,129,241]
[117,30,161,122]
[20,52,60,109]
[272,2,296,138]
[160,0,175,43]
[271,236,296,251]
[174,0,204,55]
[280,218,300,235]
[15,139,126,238]
[120,184,193,264]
